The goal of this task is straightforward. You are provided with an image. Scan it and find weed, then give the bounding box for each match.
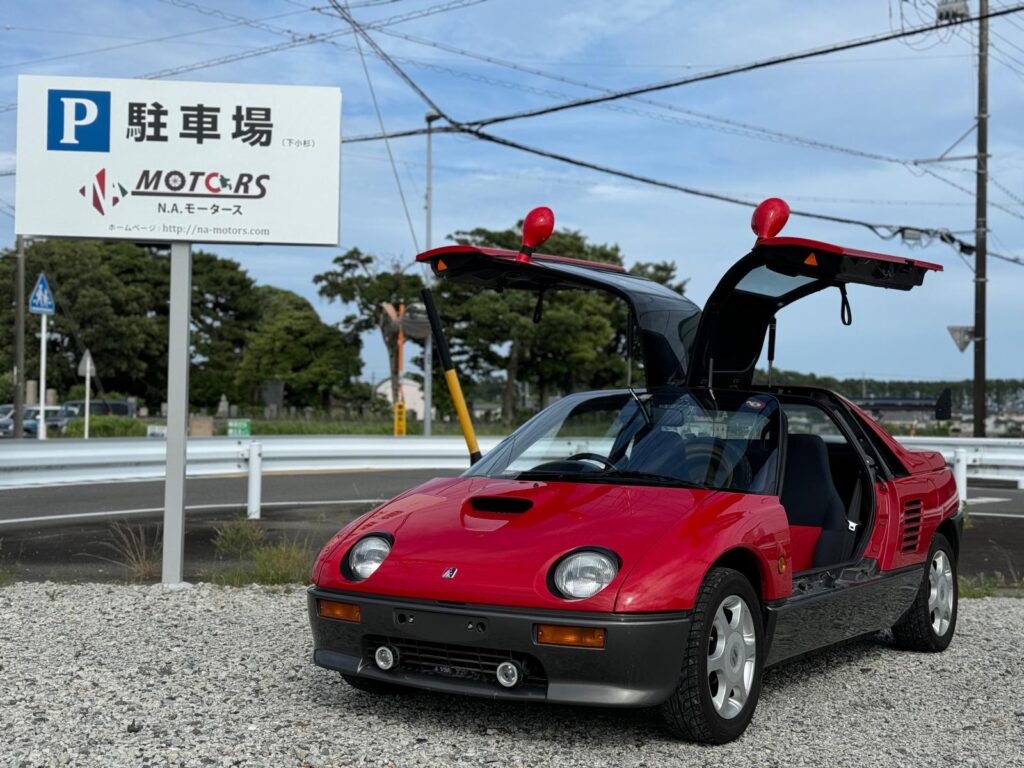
[0,538,17,587]
[212,516,267,559]
[81,522,162,581]
[210,538,314,586]
[960,570,1024,598]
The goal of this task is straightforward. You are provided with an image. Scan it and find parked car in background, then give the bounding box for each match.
[0,406,55,438]
[20,406,62,437]
[48,400,137,435]
[0,403,13,420]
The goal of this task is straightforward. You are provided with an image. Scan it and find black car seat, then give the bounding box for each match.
[780,434,855,568]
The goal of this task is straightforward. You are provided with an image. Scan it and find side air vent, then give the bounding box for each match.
[901,499,924,552]
[468,496,533,514]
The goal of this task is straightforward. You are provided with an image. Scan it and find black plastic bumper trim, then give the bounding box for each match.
[308,587,692,707]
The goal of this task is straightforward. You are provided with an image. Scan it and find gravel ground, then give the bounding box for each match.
[0,584,1021,768]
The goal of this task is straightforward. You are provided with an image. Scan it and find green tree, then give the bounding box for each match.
[314,248,425,405]
[190,251,260,405]
[235,287,362,409]
[0,239,167,405]
[0,239,316,410]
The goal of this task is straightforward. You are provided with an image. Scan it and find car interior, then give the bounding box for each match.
[776,399,873,573]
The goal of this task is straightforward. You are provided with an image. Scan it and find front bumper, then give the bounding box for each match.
[307,587,691,707]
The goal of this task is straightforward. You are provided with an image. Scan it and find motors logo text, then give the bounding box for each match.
[133,170,269,199]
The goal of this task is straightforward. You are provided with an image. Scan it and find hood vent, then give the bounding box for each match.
[900,499,923,552]
[468,496,533,515]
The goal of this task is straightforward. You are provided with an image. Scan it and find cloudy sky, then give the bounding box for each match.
[2,0,1023,385]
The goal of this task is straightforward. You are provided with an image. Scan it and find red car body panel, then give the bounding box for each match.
[313,477,790,612]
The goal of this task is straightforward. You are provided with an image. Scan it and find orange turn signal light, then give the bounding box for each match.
[804,253,818,267]
[318,599,361,623]
[536,624,606,649]
[436,258,448,271]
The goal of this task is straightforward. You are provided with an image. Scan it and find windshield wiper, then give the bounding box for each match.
[598,469,704,489]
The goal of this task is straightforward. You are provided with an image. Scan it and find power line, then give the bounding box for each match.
[453,124,1024,268]
[462,3,1024,130]
[325,0,451,118]
[0,0,489,113]
[0,7,316,71]
[333,0,420,251]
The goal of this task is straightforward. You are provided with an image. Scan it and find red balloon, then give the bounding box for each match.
[522,206,555,249]
[751,198,790,239]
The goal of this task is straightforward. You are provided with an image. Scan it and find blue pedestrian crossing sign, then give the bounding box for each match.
[29,273,55,316]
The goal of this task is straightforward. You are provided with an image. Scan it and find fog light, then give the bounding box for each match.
[496,660,521,688]
[374,646,397,671]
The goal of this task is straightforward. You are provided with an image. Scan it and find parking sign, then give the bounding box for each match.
[16,75,341,246]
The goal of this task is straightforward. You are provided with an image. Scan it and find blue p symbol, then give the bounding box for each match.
[46,89,110,152]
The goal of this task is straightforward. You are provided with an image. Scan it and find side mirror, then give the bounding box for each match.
[935,387,952,421]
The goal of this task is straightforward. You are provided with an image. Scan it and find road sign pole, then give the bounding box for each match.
[162,242,192,585]
[38,313,47,441]
[84,364,91,440]
[13,236,25,440]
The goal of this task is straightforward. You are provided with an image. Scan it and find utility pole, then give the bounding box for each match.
[13,236,25,439]
[423,110,440,436]
[973,0,989,437]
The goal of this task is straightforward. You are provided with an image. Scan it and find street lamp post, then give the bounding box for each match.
[423,110,440,436]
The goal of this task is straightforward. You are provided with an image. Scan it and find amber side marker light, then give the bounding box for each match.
[318,599,361,622]
[536,624,606,649]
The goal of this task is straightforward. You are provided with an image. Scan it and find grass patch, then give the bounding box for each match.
[0,537,20,586]
[79,522,162,581]
[960,570,1024,598]
[212,516,267,559]
[207,539,314,586]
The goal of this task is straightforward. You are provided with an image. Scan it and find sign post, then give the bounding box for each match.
[29,273,55,440]
[162,242,191,583]
[77,349,96,439]
[16,74,341,584]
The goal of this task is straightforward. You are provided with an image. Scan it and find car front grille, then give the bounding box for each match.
[363,634,547,689]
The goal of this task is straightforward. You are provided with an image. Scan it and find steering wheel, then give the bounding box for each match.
[681,441,751,488]
[566,452,616,470]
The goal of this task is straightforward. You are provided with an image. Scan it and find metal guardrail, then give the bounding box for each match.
[0,434,1019,516]
[899,437,1024,489]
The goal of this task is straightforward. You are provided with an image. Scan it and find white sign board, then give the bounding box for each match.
[15,75,341,245]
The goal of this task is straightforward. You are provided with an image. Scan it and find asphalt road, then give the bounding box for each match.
[0,471,1020,581]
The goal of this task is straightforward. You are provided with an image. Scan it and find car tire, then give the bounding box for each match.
[659,567,764,744]
[892,533,958,652]
[340,673,410,695]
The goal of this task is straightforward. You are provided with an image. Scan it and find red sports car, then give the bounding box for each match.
[308,200,961,744]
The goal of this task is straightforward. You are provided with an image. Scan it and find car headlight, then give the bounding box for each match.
[346,535,392,581]
[552,550,618,599]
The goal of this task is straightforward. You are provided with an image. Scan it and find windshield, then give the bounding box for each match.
[468,388,782,494]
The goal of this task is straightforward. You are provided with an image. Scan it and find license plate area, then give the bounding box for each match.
[392,607,488,642]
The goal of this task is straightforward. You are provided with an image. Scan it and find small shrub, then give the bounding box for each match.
[83,522,161,581]
[63,416,147,438]
[212,516,267,559]
[251,541,314,585]
[211,539,314,586]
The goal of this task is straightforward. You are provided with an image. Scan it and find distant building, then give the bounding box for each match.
[375,377,424,421]
[854,397,941,427]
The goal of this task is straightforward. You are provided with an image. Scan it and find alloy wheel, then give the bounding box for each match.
[706,593,756,719]
[928,549,955,636]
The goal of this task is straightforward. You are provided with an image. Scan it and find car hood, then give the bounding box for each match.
[315,475,723,612]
